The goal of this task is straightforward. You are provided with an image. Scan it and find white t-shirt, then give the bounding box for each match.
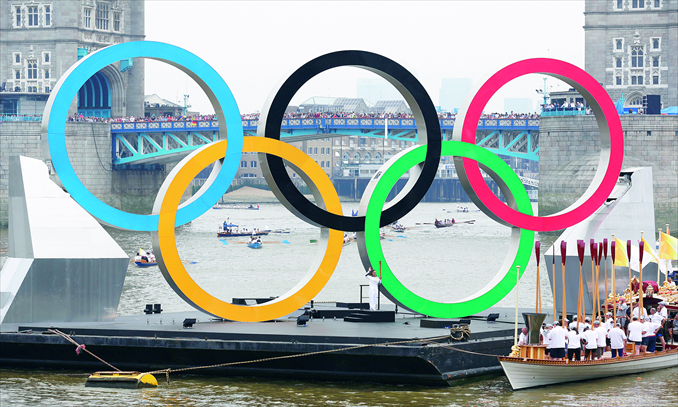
[642,321,652,338]
[519,332,528,345]
[569,321,579,330]
[646,321,660,337]
[567,331,581,349]
[549,326,567,348]
[583,330,598,349]
[628,321,645,342]
[650,313,664,324]
[595,326,607,347]
[608,327,627,349]
[604,319,615,331]
[659,307,668,319]
[544,330,552,348]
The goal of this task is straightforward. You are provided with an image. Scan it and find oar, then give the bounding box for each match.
[415,223,434,225]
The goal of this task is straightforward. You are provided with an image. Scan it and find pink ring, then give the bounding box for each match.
[453,59,624,231]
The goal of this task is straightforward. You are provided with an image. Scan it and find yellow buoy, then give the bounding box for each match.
[85,371,158,389]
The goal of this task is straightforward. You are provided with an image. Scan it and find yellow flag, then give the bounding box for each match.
[614,237,629,267]
[660,232,678,260]
[641,236,658,263]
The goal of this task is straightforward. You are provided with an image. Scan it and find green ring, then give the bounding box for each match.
[363,141,534,318]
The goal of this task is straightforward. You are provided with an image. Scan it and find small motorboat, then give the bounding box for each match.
[135,260,157,267]
[134,248,157,267]
[247,236,263,249]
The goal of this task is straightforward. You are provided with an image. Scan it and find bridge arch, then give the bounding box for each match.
[77,66,125,118]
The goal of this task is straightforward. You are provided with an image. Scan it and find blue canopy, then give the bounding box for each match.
[661,106,677,115]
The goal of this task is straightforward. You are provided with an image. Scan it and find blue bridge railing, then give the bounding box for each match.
[110,117,540,133]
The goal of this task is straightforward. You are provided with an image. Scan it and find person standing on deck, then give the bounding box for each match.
[582,326,598,360]
[567,327,582,361]
[543,324,553,359]
[549,321,567,361]
[594,320,607,359]
[628,317,646,355]
[518,327,529,345]
[365,267,381,311]
[618,298,629,331]
[608,323,627,358]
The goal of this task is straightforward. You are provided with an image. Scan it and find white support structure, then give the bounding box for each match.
[1,156,129,327]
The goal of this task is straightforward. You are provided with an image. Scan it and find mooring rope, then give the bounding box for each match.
[449,325,471,341]
[421,338,506,358]
[144,334,453,381]
[48,329,121,372]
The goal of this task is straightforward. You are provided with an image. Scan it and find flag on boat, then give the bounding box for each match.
[630,243,653,272]
[641,236,659,263]
[659,232,678,260]
[613,237,628,267]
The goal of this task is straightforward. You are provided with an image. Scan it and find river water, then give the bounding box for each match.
[1,202,677,406]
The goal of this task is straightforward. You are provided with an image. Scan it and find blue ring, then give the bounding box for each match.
[42,41,243,231]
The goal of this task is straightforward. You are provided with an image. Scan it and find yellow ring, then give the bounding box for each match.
[154,137,343,322]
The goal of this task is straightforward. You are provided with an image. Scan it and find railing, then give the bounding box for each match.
[540,109,588,117]
[0,115,43,122]
[110,117,541,133]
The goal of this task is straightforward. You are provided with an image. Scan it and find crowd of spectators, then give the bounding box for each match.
[11,110,541,124]
[542,101,593,115]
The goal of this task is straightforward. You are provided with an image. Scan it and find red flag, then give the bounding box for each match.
[590,239,597,265]
[597,242,603,265]
[560,241,567,265]
[535,241,541,266]
[577,240,585,265]
[639,240,644,264]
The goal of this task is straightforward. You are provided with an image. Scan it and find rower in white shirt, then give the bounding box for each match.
[608,323,627,358]
[627,317,646,355]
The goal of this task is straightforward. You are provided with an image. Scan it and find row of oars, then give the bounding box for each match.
[534,226,673,329]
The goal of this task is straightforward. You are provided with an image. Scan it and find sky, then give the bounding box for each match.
[144,1,585,115]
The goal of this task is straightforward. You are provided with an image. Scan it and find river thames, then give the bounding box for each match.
[1,202,677,406]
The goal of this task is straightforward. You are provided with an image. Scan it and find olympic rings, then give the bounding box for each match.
[151,138,343,322]
[452,59,624,231]
[258,51,441,232]
[357,141,534,318]
[44,43,626,321]
[41,41,243,231]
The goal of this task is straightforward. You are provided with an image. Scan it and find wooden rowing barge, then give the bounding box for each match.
[498,346,678,390]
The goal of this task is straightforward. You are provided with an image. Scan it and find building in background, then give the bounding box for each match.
[144,94,197,117]
[584,0,677,110]
[438,78,472,113]
[0,0,145,117]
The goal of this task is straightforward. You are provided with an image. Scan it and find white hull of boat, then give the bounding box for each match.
[499,350,678,390]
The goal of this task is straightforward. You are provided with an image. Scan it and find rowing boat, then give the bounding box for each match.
[217,231,269,237]
[434,219,454,228]
[498,345,678,390]
[247,242,263,249]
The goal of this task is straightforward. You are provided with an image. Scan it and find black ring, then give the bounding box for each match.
[258,51,441,231]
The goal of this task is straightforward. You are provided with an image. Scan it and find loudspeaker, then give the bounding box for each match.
[646,95,661,114]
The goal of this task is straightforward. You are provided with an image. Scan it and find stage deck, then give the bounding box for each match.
[0,304,538,386]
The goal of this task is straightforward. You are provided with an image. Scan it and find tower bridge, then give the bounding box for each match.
[111,117,540,166]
